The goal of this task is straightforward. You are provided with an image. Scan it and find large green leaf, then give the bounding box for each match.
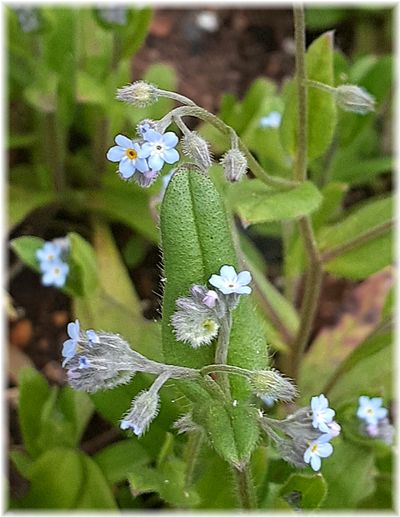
[319,196,393,279]
[280,31,337,160]
[66,231,98,297]
[18,448,116,509]
[278,473,328,509]
[10,236,44,272]
[228,179,323,224]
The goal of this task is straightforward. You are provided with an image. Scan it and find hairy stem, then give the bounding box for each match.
[321,219,394,263]
[233,466,257,509]
[184,431,203,488]
[214,310,233,394]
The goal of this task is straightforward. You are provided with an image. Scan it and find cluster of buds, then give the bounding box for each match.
[260,394,340,472]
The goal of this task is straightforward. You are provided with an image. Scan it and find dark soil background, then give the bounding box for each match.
[8,6,393,496]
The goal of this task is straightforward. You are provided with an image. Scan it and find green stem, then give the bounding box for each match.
[184,431,203,488]
[214,309,233,395]
[321,219,394,263]
[233,466,257,509]
[306,79,336,94]
[293,4,308,182]
[160,105,299,189]
[200,363,252,378]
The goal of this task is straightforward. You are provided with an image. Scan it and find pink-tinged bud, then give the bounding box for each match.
[202,290,218,308]
[327,421,341,438]
[366,424,379,437]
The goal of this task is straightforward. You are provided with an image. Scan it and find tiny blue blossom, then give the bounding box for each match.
[304,434,333,471]
[41,260,69,288]
[62,320,80,366]
[209,265,252,295]
[357,396,388,425]
[259,111,282,129]
[86,329,100,345]
[106,134,148,179]
[78,356,90,369]
[36,242,63,271]
[140,130,180,171]
[311,394,335,433]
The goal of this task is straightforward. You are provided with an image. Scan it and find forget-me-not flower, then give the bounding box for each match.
[304,434,333,471]
[140,130,179,171]
[62,319,80,366]
[86,329,100,345]
[311,394,335,433]
[106,134,148,179]
[36,242,63,271]
[209,265,252,295]
[259,111,282,129]
[357,396,388,425]
[41,260,69,288]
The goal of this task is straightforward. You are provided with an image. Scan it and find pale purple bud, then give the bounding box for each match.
[202,290,218,308]
[327,421,341,438]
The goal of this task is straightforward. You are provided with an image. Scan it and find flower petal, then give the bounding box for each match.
[119,157,136,178]
[135,158,149,173]
[139,143,153,158]
[318,443,333,458]
[310,454,321,471]
[220,265,237,282]
[149,154,164,171]
[317,433,333,444]
[106,146,125,162]
[209,274,225,290]
[237,271,252,286]
[115,134,132,148]
[236,285,252,295]
[303,447,312,463]
[162,132,179,147]
[62,338,77,358]
[162,148,179,164]
[144,129,161,143]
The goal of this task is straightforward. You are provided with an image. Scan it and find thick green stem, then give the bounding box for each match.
[293,4,308,182]
[214,310,233,395]
[233,466,257,509]
[184,431,203,488]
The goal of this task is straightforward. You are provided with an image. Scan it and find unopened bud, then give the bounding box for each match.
[250,369,297,403]
[121,390,160,437]
[116,81,158,108]
[134,170,159,188]
[182,132,212,170]
[335,84,375,114]
[137,119,158,138]
[173,413,201,434]
[220,148,247,182]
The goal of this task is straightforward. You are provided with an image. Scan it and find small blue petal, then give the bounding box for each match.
[107,146,125,162]
[162,148,179,164]
[115,134,132,148]
[162,132,179,148]
[149,154,165,171]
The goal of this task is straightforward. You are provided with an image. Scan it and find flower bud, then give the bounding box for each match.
[116,81,158,108]
[202,290,219,308]
[120,390,160,437]
[220,148,248,182]
[173,413,201,434]
[136,119,158,138]
[182,132,212,170]
[335,84,375,114]
[134,170,159,188]
[250,369,297,402]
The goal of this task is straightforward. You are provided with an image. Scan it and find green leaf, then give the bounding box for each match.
[331,156,393,185]
[94,439,151,484]
[319,196,393,279]
[120,8,153,58]
[228,179,323,224]
[312,182,349,229]
[280,31,337,160]
[321,439,375,509]
[10,236,44,272]
[66,232,98,297]
[77,70,106,105]
[128,457,200,508]
[19,448,117,509]
[278,473,328,509]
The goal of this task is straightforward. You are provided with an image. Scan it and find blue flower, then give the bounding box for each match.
[41,260,69,288]
[259,111,282,129]
[304,434,333,471]
[36,242,62,272]
[357,396,388,425]
[106,134,148,179]
[62,320,80,366]
[86,329,100,345]
[311,394,335,433]
[140,130,180,171]
[209,265,252,295]
[78,356,90,369]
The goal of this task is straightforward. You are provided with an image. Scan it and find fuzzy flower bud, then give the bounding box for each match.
[220,148,248,182]
[335,84,375,114]
[133,170,159,188]
[172,285,222,348]
[116,81,158,108]
[173,413,201,434]
[250,369,297,403]
[136,119,159,138]
[182,132,212,170]
[120,372,170,437]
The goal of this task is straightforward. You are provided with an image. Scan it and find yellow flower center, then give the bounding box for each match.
[54,267,60,275]
[202,319,217,333]
[311,444,319,453]
[126,148,138,160]
[366,408,373,414]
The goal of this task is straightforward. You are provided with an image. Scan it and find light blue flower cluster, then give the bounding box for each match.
[357,396,393,444]
[35,238,70,288]
[259,111,282,129]
[304,394,340,471]
[106,128,180,187]
[61,319,100,367]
